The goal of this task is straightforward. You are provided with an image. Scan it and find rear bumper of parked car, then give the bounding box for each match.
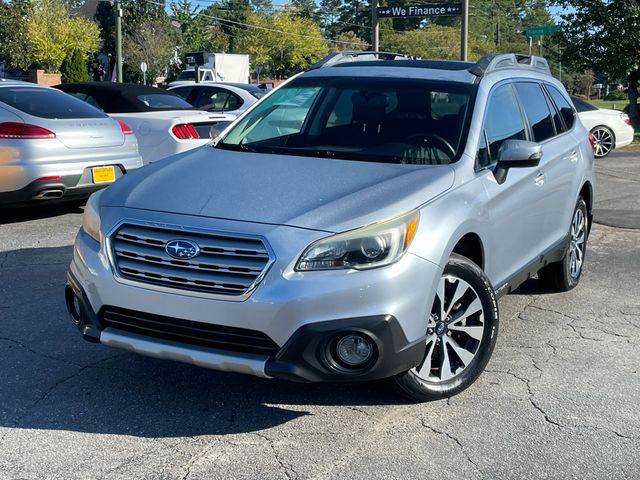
[65,219,439,382]
[616,123,635,149]
[0,139,143,205]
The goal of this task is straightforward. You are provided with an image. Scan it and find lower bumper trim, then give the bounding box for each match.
[100,328,271,378]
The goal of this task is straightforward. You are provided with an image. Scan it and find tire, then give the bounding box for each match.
[538,197,588,292]
[392,253,499,402]
[590,126,615,158]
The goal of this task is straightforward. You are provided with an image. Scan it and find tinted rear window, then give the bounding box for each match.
[0,87,107,119]
[546,85,576,130]
[137,94,193,109]
[514,82,556,142]
[571,96,598,113]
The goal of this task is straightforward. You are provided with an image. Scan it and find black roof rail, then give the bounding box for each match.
[469,53,551,77]
[307,51,416,70]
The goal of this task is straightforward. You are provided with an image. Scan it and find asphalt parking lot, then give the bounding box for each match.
[1,150,639,480]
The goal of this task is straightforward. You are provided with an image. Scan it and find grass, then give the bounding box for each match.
[586,99,640,144]
[587,99,628,111]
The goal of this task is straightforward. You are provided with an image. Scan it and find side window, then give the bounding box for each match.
[171,86,194,100]
[478,83,526,168]
[195,88,229,111]
[571,96,597,113]
[224,93,243,111]
[546,85,576,130]
[514,82,555,142]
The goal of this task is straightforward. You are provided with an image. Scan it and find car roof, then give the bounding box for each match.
[0,79,49,89]
[54,82,193,113]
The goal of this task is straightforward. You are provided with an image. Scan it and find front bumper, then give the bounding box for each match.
[66,215,441,382]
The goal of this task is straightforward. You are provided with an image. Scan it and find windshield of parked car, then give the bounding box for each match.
[176,70,196,81]
[0,86,107,119]
[217,77,475,164]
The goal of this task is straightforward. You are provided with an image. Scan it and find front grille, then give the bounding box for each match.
[110,224,271,296]
[100,306,279,355]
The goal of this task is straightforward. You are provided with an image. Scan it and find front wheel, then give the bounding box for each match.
[392,254,499,401]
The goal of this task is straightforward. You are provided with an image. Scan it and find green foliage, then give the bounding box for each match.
[604,89,627,101]
[170,0,229,54]
[203,0,252,52]
[60,49,89,82]
[239,10,329,78]
[0,0,33,70]
[556,0,640,119]
[382,25,494,61]
[26,0,100,73]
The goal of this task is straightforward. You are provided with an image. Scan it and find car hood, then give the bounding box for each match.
[101,147,455,232]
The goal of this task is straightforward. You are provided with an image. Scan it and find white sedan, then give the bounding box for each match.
[572,96,635,158]
[55,83,235,164]
[168,82,266,117]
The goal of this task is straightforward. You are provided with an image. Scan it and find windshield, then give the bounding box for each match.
[177,70,195,81]
[217,77,475,165]
[0,87,107,119]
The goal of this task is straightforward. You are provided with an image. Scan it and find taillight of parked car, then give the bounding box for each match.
[171,123,200,140]
[620,113,632,126]
[588,132,596,152]
[117,119,134,135]
[0,122,56,139]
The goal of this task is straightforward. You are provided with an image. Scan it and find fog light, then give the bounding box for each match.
[336,334,373,366]
[66,287,82,325]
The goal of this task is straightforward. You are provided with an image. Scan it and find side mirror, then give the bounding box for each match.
[494,139,542,184]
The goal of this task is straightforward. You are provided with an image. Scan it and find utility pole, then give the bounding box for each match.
[460,0,468,61]
[115,0,123,82]
[372,0,379,51]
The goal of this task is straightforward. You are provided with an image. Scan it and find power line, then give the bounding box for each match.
[146,0,370,46]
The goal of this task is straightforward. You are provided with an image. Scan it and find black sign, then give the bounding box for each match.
[376,3,462,18]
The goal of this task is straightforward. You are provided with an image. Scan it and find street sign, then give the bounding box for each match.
[376,3,462,18]
[525,25,561,36]
[140,62,148,73]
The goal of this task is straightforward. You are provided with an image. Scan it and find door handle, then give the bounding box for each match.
[534,172,546,186]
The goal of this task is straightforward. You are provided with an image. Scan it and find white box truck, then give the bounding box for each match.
[169,52,250,87]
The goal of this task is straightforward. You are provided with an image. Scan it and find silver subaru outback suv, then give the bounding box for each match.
[65,52,594,401]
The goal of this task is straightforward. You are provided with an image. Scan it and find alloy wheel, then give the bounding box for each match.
[413,275,485,382]
[591,127,614,158]
[569,207,586,279]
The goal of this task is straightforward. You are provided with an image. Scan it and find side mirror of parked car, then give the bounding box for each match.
[494,139,542,184]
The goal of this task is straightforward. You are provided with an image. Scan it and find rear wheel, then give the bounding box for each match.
[392,254,499,401]
[538,197,588,292]
[590,126,615,158]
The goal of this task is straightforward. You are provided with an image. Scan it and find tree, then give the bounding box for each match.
[382,25,494,61]
[170,0,229,54]
[0,0,33,70]
[557,0,640,121]
[239,10,329,78]
[291,0,318,20]
[26,0,100,73]
[318,0,342,39]
[124,17,174,84]
[203,0,252,52]
[60,49,89,82]
[334,31,368,50]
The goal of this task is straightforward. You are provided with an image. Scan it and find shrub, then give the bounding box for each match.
[60,50,89,83]
[604,89,627,101]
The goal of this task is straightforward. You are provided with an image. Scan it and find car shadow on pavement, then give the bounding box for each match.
[0,202,84,225]
[0,245,407,440]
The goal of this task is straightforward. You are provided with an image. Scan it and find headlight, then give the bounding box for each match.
[82,190,103,243]
[296,211,419,271]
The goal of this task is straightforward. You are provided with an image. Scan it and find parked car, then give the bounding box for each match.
[0,80,142,206]
[54,83,235,164]
[571,95,634,158]
[168,82,266,116]
[65,53,594,401]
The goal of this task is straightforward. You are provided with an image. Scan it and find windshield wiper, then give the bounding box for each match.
[216,142,258,153]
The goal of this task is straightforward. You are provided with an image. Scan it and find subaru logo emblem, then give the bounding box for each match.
[165,239,200,260]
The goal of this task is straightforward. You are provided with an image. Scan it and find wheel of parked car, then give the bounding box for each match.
[590,126,615,158]
[538,197,588,292]
[392,254,499,401]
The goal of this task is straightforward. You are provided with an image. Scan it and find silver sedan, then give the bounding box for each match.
[0,80,143,206]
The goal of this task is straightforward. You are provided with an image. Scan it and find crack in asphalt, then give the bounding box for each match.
[0,353,126,447]
[253,431,300,480]
[420,420,484,477]
[0,336,84,368]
